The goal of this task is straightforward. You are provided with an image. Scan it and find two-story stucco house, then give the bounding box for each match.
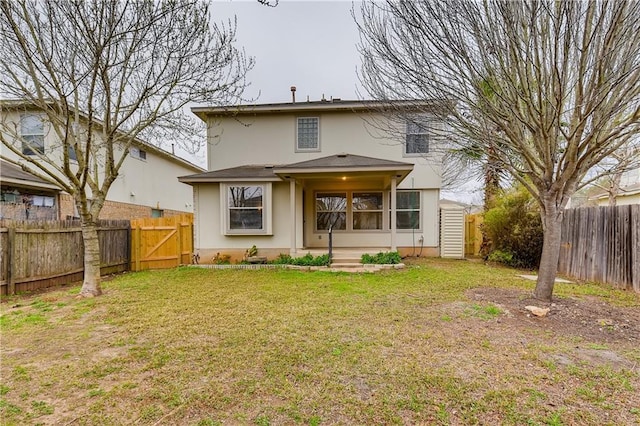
[180,99,446,261]
[1,102,203,220]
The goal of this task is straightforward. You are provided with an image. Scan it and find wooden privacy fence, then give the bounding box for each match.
[0,214,194,295]
[0,219,130,296]
[465,214,483,257]
[130,214,193,271]
[558,205,640,292]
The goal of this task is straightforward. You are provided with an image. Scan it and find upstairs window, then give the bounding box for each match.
[405,119,429,155]
[296,117,319,151]
[130,146,147,160]
[21,114,45,155]
[68,145,78,161]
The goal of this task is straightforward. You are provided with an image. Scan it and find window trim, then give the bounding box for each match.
[295,116,320,152]
[222,183,272,235]
[403,117,430,157]
[20,114,45,155]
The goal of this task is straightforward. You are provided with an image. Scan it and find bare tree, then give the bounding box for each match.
[356,0,640,301]
[0,0,252,297]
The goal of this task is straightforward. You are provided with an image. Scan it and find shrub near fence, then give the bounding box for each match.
[0,219,130,295]
[558,205,640,292]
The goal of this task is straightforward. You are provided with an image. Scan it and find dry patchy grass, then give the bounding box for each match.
[1,258,639,425]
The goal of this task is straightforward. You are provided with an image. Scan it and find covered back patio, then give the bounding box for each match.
[273,153,414,253]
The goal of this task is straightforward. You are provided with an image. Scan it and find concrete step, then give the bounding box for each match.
[329,257,362,264]
[329,262,365,268]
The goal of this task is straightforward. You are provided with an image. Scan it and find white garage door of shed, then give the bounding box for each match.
[440,205,465,259]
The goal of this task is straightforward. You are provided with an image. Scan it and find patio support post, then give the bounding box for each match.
[289,179,297,255]
[391,176,397,251]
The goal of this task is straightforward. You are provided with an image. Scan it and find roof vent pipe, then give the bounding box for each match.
[290,86,296,103]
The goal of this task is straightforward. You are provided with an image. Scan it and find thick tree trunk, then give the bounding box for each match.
[607,173,622,207]
[533,200,563,302]
[481,145,501,257]
[78,220,102,297]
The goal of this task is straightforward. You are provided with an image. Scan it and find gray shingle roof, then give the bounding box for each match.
[179,165,283,183]
[178,154,414,184]
[275,153,413,170]
[0,160,56,186]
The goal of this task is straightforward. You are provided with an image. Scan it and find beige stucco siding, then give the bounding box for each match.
[194,181,296,251]
[208,112,442,189]
[192,180,439,253]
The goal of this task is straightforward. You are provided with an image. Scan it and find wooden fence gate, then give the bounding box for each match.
[130,214,193,271]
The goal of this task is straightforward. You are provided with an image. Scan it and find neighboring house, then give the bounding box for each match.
[588,168,640,206]
[179,99,446,261]
[1,103,204,220]
[591,182,640,206]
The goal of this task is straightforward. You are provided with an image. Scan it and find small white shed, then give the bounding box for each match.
[440,203,466,259]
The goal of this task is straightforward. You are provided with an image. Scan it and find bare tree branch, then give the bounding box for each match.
[356,0,640,300]
[0,0,254,296]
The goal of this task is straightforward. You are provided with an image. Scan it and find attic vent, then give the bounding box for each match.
[337,153,348,158]
[264,165,274,169]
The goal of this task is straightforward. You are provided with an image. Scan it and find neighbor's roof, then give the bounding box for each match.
[0,160,61,190]
[179,153,414,184]
[191,99,444,121]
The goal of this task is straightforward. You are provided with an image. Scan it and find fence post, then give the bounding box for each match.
[133,225,141,272]
[7,227,15,295]
[176,218,183,266]
[126,222,132,272]
[328,224,333,264]
[189,220,194,264]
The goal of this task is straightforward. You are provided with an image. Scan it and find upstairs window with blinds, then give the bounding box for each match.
[405,118,430,155]
[21,114,45,155]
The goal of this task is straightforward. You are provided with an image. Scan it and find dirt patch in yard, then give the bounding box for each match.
[468,287,640,346]
[467,288,640,356]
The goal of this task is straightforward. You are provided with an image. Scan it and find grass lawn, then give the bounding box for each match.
[1,258,639,425]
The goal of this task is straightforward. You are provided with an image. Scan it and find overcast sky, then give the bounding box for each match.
[198,0,482,203]
[211,0,364,104]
